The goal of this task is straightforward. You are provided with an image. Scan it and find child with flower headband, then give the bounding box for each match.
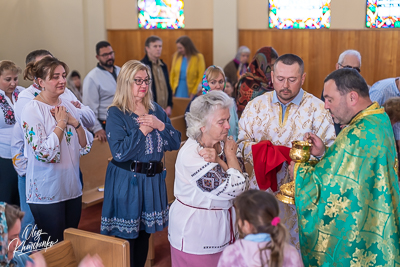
[218,190,303,267]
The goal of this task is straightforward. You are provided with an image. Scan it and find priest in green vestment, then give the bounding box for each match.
[289,68,400,266]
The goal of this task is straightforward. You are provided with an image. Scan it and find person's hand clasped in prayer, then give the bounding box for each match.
[137,114,165,136]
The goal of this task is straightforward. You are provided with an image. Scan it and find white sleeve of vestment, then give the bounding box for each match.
[82,76,103,133]
[237,104,257,165]
[314,109,336,147]
[63,88,97,129]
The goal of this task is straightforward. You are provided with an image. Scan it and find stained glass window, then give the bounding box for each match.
[269,0,331,29]
[366,0,400,28]
[138,0,185,29]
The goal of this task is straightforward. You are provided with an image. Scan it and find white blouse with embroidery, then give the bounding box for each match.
[168,138,249,255]
[21,99,93,204]
[0,86,23,159]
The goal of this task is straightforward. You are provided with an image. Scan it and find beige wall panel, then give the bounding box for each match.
[0,0,105,87]
[238,0,269,30]
[105,0,138,29]
[330,0,366,29]
[213,0,238,67]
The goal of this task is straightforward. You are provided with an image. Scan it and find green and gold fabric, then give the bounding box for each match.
[294,102,400,266]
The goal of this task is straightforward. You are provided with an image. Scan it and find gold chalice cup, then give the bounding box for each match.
[276,141,312,205]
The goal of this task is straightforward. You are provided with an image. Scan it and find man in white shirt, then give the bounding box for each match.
[82,41,121,142]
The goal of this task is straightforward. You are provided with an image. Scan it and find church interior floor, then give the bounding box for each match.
[78,203,171,267]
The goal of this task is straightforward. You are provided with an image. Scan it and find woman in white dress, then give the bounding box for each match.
[21,57,92,242]
[168,91,249,267]
[0,60,23,206]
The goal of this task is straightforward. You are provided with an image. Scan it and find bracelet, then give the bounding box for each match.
[55,126,64,132]
[74,122,81,130]
[57,119,67,124]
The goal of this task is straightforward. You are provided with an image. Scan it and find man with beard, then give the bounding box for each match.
[83,41,121,141]
[290,68,400,265]
[238,53,336,252]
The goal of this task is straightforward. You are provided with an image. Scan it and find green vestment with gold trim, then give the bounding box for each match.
[294,103,400,266]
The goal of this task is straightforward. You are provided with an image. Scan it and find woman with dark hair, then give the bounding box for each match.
[0,60,23,207]
[236,46,279,117]
[22,57,92,243]
[170,36,205,98]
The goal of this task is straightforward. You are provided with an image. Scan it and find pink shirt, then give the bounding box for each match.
[218,239,303,267]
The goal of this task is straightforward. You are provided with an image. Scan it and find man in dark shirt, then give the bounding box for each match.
[141,36,173,116]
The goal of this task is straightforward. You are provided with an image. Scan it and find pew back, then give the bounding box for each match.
[40,228,129,267]
[80,139,112,208]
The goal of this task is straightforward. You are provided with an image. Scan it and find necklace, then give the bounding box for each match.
[38,93,60,107]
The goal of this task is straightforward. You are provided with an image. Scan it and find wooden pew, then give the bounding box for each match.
[170,115,187,141]
[39,228,129,267]
[80,139,112,209]
[171,97,191,117]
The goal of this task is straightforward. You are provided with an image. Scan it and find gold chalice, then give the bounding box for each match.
[276,141,312,205]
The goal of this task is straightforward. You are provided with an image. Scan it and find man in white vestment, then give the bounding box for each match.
[238,54,336,251]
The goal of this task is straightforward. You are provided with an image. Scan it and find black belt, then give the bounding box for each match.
[111,159,163,177]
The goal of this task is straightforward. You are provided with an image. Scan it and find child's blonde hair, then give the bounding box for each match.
[234,190,288,267]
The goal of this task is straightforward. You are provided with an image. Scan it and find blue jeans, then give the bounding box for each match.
[18,175,35,242]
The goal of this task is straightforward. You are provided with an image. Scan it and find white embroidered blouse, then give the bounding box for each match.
[21,99,93,204]
[0,86,23,159]
[168,138,249,255]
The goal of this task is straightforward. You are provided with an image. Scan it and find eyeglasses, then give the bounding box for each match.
[338,63,361,73]
[98,51,115,58]
[133,78,152,85]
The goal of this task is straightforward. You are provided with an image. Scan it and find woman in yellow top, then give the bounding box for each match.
[170,36,205,98]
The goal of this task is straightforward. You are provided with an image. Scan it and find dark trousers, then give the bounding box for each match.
[127,231,151,267]
[0,157,20,206]
[29,196,82,243]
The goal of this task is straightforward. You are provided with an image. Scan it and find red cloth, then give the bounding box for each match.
[251,140,291,191]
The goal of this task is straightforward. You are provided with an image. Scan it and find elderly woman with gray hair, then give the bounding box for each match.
[168,91,249,267]
[223,46,250,86]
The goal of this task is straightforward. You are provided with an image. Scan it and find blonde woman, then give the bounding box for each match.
[101,60,181,267]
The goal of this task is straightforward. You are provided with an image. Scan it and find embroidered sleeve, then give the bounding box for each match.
[106,107,146,162]
[11,124,27,176]
[22,121,60,164]
[238,103,258,165]
[195,162,249,200]
[79,127,93,155]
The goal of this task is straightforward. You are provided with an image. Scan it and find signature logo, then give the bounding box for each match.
[9,224,58,256]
